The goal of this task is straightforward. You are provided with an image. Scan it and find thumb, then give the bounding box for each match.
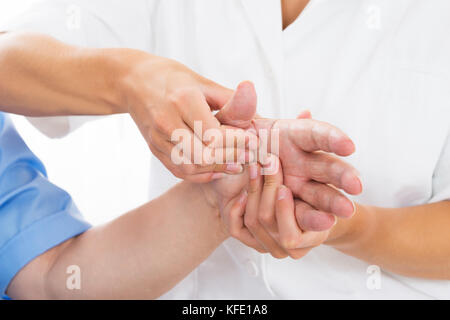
[216,81,257,129]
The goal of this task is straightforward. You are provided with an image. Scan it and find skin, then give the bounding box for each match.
[218,84,361,225]
[0,31,360,218]
[6,180,237,299]
[2,0,450,300]
[281,0,311,30]
[240,155,450,279]
[219,86,450,279]
[0,31,246,182]
[8,155,449,299]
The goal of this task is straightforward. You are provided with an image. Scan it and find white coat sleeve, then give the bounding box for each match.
[394,128,450,300]
[429,129,450,203]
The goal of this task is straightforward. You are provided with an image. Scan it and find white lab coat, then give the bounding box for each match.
[3,0,450,299]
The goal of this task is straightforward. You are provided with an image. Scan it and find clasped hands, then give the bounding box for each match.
[124,51,363,258]
[197,82,362,259]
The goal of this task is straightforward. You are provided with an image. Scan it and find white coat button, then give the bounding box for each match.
[245,259,259,277]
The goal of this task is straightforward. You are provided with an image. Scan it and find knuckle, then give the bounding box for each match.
[172,170,185,179]
[255,247,268,254]
[168,87,198,108]
[244,215,259,229]
[153,114,173,135]
[181,165,196,175]
[166,164,184,179]
[263,177,279,188]
[248,179,262,194]
[258,212,272,226]
[229,228,240,239]
[248,184,260,194]
[271,251,289,259]
[320,192,333,212]
[281,236,302,250]
[288,250,308,260]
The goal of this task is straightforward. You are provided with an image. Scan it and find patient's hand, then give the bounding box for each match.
[216,83,361,231]
[222,155,335,259]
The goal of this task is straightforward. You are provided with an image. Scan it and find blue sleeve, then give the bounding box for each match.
[0,113,91,297]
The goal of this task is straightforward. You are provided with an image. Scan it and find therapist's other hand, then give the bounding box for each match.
[119,52,255,183]
[267,116,360,224]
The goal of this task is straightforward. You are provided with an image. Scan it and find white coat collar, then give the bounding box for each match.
[239,0,284,100]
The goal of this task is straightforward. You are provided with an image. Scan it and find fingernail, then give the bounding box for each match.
[249,163,259,180]
[333,215,338,226]
[226,163,243,174]
[211,173,225,180]
[277,186,288,201]
[351,200,357,217]
[357,175,363,192]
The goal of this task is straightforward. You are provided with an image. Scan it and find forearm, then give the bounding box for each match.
[0,32,137,116]
[8,182,226,299]
[328,201,450,279]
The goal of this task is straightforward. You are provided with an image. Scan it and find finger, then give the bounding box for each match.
[258,155,283,234]
[276,186,303,250]
[292,229,330,249]
[286,119,355,157]
[192,147,257,175]
[225,190,267,253]
[150,141,228,183]
[294,151,362,195]
[174,88,254,151]
[297,110,312,119]
[245,162,288,259]
[169,89,252,159]
[171,87,222,135]
[294,200,336,232]
[169,122,248,174]
[200,78,234,111]
[215,81,257,129]
[286,247,313,260]
[149,145,185,179]
[288,179,356,218]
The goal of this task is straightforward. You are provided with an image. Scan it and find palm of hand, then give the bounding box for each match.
[203,169,249,214]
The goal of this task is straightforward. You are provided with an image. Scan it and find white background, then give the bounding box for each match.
[0,0,151,225]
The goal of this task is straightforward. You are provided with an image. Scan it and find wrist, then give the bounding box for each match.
[102,48,159,113]
[73,47,136,115]
[181,181,228,239]
[108,48,178,114]
[100,48,140,114]
[326,203,375,250]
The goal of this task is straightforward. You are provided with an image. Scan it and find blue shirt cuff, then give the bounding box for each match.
[0,209,91,297]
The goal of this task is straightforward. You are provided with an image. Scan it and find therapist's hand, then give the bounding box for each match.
[118,51,255,183]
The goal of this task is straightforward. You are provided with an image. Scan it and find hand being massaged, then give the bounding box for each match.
[200,82,362,258]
